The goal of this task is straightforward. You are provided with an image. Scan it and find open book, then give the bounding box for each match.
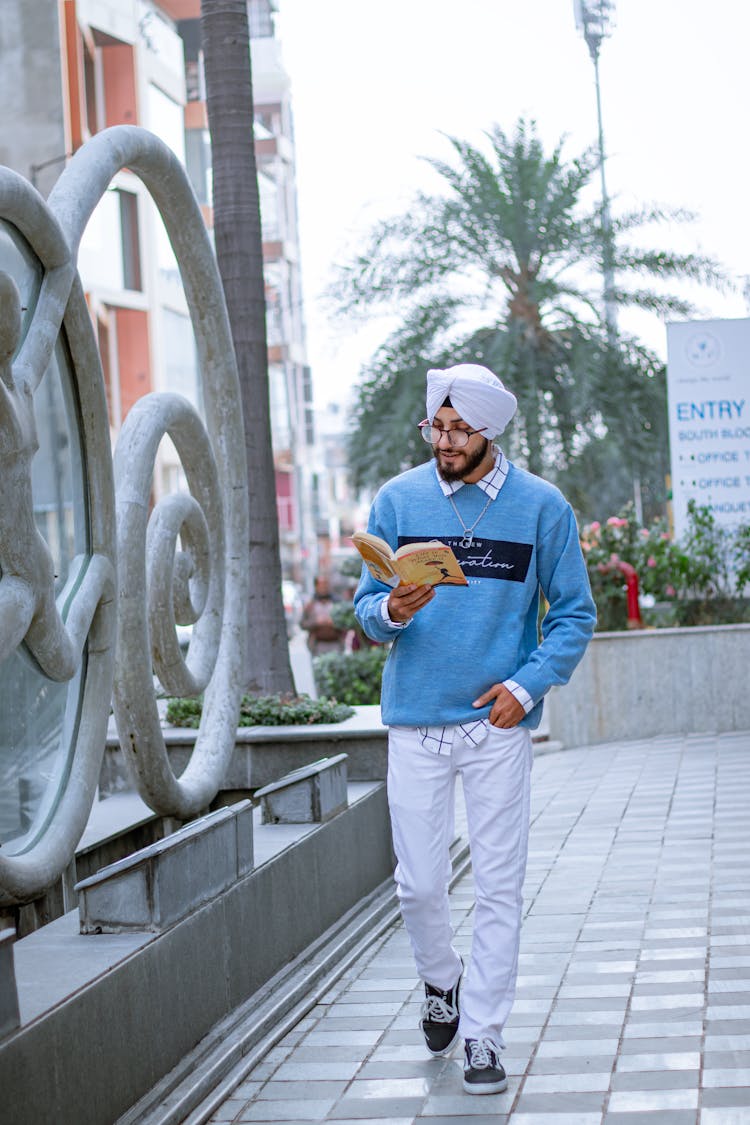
[352,531,467,587]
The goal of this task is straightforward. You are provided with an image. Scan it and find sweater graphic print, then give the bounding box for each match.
[397,535,533,583]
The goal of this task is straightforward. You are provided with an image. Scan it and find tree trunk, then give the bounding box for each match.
[201,0,294,694]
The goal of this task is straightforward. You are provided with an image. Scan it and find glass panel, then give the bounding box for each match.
[119,191,142,292]
[268,361,291,450]
[248,0,275,38]
[0,223,89,854]
[161,307,199,408]
[0,218,42,351]
[78,190,125,291]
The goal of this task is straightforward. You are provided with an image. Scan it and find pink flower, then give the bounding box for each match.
[665,585,676,597]
[661,533,670,541]
[589,521,601,532]
[647,556,657,567]
[640,528,649,538]
[607,516,628,527]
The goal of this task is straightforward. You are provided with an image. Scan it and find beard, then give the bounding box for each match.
[433,437,491,481]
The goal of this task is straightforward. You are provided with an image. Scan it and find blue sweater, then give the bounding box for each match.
[354,460,596,729]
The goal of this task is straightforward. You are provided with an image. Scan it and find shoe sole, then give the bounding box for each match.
[462,1076,508,1095]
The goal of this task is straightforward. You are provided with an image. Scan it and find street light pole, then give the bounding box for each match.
[574,0,617,339]
[574,2,644,522]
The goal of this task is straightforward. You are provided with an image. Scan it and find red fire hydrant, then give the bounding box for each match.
[597,554,644,629]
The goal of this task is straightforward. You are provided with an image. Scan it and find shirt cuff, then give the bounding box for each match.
[502,678,534,714]
[380,597,411,629]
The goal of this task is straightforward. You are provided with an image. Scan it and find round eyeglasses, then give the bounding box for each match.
[417,420,487,448]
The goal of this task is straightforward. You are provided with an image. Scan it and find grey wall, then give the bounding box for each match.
[546,623,750,747]
[100,729,389,797]
[0,785,394,1125]
[0,0,67,194]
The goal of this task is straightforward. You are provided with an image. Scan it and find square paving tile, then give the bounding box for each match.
[329,1097,426,1119]
[607,1089,698,1111]
[701,1088,750,1108]
[415,1116,509,1125]
[235,1098,336,1120]
[346,1079,432,1099]
[703,1068,750,1088]
[511,1114,602,1125]
[522,1071,611,1093]
[513,1091,607,1113]
[269,1062,364,1082]
[615,1051,700,1072]
[420,1089,518,1115]
[700,1111,750,1125]
[536,1037,619,1057]
[209,1099,253,1122]
[255,1081,349,1101]
[611,1070,698,1091]
[322,1121,415,1125]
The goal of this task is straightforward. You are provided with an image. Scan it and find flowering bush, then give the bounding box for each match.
[580,501,750,631]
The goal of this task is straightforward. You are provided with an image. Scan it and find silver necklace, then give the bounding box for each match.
[447,491,493,549]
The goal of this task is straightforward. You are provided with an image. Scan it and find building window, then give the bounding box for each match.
[185,56,205,103]
[185,128,212,205]
[255,109,275,134]
[82,35,100,135]
[161,308,199,407]
[118,190,142,291]
[95,307,121,430]
[258,167,280,241]
[248,0,275,39]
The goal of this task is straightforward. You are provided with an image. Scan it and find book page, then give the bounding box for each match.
[396,546,467,587]
[353,536,401,586]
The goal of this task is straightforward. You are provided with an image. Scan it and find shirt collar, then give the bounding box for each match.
[434,448,509,500]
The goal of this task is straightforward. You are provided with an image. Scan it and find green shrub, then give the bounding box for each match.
[166,692,354,728]
[312,646,389,706]
[329,601,358,634]
[671,596,750,627]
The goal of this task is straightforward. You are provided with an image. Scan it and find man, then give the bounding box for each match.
[300,575,346,655]
[354,363,596,1094]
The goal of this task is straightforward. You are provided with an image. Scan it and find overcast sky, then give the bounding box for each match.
[274,0,750,409]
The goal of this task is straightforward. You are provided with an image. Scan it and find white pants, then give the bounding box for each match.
[387,723,533,1047]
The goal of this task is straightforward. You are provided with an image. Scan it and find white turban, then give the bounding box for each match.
[425,364,517,438]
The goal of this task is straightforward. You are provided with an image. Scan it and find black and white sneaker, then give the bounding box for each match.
[462,1037,507,1094]
[419,960,463,1057]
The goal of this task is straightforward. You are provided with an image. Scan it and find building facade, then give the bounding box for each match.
[0,0,316,582]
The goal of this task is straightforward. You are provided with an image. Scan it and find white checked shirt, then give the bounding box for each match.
[380,449,534,752]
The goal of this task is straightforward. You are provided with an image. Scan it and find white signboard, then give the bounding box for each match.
[666,318,750,541]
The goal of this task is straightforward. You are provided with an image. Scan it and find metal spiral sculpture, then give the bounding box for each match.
[0,127,249,905]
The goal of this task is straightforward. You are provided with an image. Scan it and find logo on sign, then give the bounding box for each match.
[685,331,721,368]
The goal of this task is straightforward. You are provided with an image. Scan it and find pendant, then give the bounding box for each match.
[460,533,474,549]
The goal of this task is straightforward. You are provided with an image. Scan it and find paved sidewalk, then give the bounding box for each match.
[208,730,750,1125]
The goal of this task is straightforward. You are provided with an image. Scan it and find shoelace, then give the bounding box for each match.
[421,992,458,1023]
[466,1038,499,1069]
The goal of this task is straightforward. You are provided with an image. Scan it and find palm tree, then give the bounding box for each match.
[330,119,725,509]
[201,0,294,693]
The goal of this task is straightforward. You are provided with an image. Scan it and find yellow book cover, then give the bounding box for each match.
[351,532,467,587]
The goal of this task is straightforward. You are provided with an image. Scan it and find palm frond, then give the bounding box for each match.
[612,204,698,233]
[613,287,698,319]
[613,247,732,291]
